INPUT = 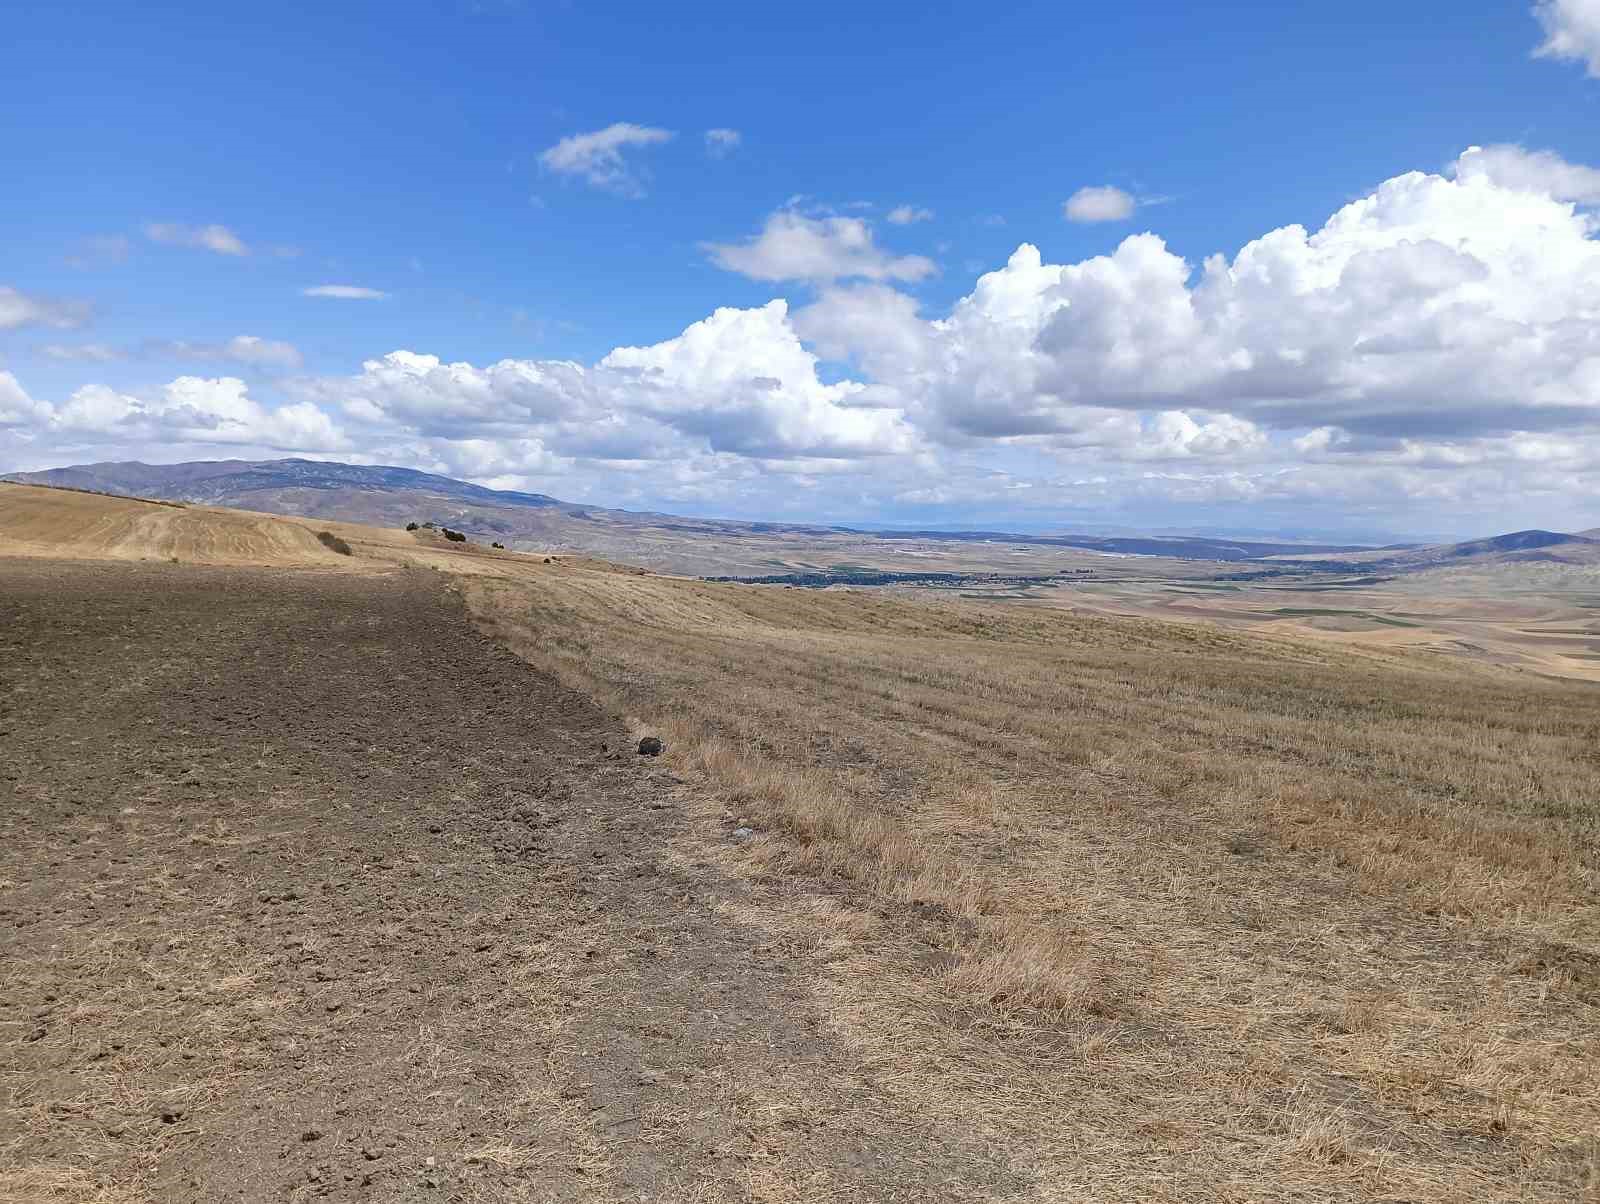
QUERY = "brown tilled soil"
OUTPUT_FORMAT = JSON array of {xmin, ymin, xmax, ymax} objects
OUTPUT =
[{"xmin": 0, "ymin": 559, "xmax": 1014, "ymax": 1203}]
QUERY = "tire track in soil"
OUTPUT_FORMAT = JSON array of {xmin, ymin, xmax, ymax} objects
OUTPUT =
[{"xmin": 1, "ymin": 560, "xmax": 1020, "ymax": 1203}]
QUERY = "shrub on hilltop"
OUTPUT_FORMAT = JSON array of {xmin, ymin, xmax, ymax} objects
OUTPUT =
[{"xmin": 316, "ymin": 530, "xmax": 353, "ymax": 556}]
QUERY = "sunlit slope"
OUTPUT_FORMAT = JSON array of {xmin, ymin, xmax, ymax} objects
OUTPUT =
[
  {"xmin": 463, "ymin": 561, "xmax": 1600, "ymax": 1200},
  {"xmin": 0, "ymin": 481, "xmax": 564, "ymax": 573},
  {"xmin": 0, "ymin": 482, "xmax": 359, "ymax": 566}
]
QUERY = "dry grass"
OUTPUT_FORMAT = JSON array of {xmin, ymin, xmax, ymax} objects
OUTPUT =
[
  {"xmin": 0, "ymin": 482, "xmax": 346, "ymax": 566},
  {"xmin": 466, "ymin": 568, "xmax": 1600, "ymax": 1201}
]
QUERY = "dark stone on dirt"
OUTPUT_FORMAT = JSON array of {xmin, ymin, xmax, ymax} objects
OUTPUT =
[{"xmin": 637, "ymin": 737, "xmax": 663, "ymax": 757}]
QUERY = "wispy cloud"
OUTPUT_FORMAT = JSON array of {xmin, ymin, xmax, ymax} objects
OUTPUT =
[
  {"xmin": 886, "ymin": 205, "xmax": 934, "ymax": 225},
  {"xmin": 41, "ymin": 342, "xmax": 122, "ymax": 362},
  {"xmin": 0, "ymin": 285, "xmax": 91, "ymax": 330},
  {"xmin": 538, "ymin": 122, "xmax": 675, "ymax": 196},
  {"xmin": 704, "ymin": 128, "xmax": 742, "ymax": 158},
  {"xmin": 302, "ymin": 285, "xmax": 388, "ymax": 300},
  {"xmin": 65, "ymin": 235, "xmax": 131, "ymax": 269},
  {"xmin": 40, "ymin": 334, "xmax": 302, "ymax": 372},
  {"xmin": 143, "ymin": 221, "xmax": 250, "ymax": 256}
]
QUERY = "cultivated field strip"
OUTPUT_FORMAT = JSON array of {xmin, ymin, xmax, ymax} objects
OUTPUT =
[{"xmin": 470, "ymin": 568, "xmax": 1600, "ymax": 1201}]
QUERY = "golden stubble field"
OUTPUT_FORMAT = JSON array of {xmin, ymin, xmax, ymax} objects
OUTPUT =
[
  {"xmin": 1023, "ymin": 573, "xmax": 1600, "ymax": 684},
  {"xmin": 5, "ymin": 483, "xmax": 1599, "ymax": 1200},
  {"xmin": 466, "ymin": 563, "xmax": 1600, "ymax": 1201}
]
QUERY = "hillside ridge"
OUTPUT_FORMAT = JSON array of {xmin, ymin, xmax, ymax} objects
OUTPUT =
[{"xmin": 4, "ymin": 458, "xmax": 1378, "ymax": 562}]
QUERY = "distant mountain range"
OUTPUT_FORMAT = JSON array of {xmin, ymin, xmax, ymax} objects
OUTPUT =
[
  {"xmin": 3, "ymin": 458, "xmax": 1382, "ymax": 563},
  {"xmin": 1265, "ymin": 527, "xmax": 1600, "ymax": 573},
  {"xmin": 6, "ymin": 458, "xmax": 1596, "ymax": 575}
]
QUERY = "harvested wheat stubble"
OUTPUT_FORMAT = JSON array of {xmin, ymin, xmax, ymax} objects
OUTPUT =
[{"xmin": 468, "ymin": 567, "xmax": 1600, "ymax": 1202}]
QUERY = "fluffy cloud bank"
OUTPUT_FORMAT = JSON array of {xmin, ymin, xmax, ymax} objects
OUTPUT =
[
  {"xmin": 305, "ymin": 300, "xmax": 912, "ymax": 463},
  {"xmin": 801, "ymin": 145, "xmax": 1600, "ymax": 452},
  {"xmin": 2, "ymin": 373, "xmax": 344, "ymax": 452},
  {"xmin": 8, "ymin": 144, "xmax": 1600, "ymax": 531}
]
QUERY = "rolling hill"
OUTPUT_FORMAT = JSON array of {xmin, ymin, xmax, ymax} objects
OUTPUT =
[
  {"xmin": 1383, "ymin": 528, "xmax": 1600, "ymax": 569},
  {"xmin": 1263, "ymin": 527, "xmax": 1600, "ymax": 576},
  {"xmin": 0, "ymin": 481, "xmax": 353, "ymax": 566},
  {"xmin": 7, "ymin": 458, "xmax": 1595, "ymax": 581}
]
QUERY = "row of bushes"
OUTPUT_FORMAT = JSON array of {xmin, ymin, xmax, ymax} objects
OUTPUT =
[
  {"xmin": 402, "ymin": 523, "xmax": 508, "ymax": 550},
  {"xmin": 404, "ymin": 520, "xmax": 466, "ymax": 541}
]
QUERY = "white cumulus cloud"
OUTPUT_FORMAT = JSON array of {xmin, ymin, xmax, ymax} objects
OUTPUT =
[
  {"xmin": 803, "ymin": 145, "xmax": 1600, "ymax": 457},
  {"xmin": 538, "ymin": 122, "xmax": 675, "ymax": 195},
  {"xmin": 16, "ymin": 375, "xmax": 346, "ymax": 453},
  {"xmin": 705, "ymin": 211, "xmax": 937, "ymax": 283},
  {"xmin": 0, "ymin": 371, "xmax": 52, "ymax": 427},
  {"xmin": 304, "ymin": 301, "xmax": 913, "ymax": 463},
  {"xmin": 1063, "ymin": 186, "xmax": 1137, "ymax": 223},
  {"xmin": 1453, "ymin": 142, "xmax": 1600, "ymax": 202},
  {"xmin": 600, "ymin": 301, "xmax": 913, "ymax": 457},
  {"xmin": 1533, "ymin": 0, "xmax": 1600, "ymax": 76}
]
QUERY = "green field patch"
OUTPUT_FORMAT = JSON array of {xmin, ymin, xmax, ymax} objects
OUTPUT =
[
  {"xmin": 1271, "ymin": 582, "xmax": 1369, "ymax": 592},
  {"xmin": 1270, "ymin": 607, "xmax": 1420, "ymax": 628}
]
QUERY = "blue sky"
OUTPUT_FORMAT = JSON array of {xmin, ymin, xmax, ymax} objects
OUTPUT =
[{"xmin": 4, "ymin": 0, "xmax": 1600, "ymax": 539}]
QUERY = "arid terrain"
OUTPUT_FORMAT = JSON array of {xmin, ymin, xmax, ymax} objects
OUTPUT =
[
  {"xmin": 982, "ymin": 571, "xmax": 1600, "ymax": 684},
  {"xmin": 3, "ymin": 482, "xmax": 1598, "ymax": 1202},
  {"xmin": 10, "ymin": 460, "xmax": 1599, "ymax": 685}
]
